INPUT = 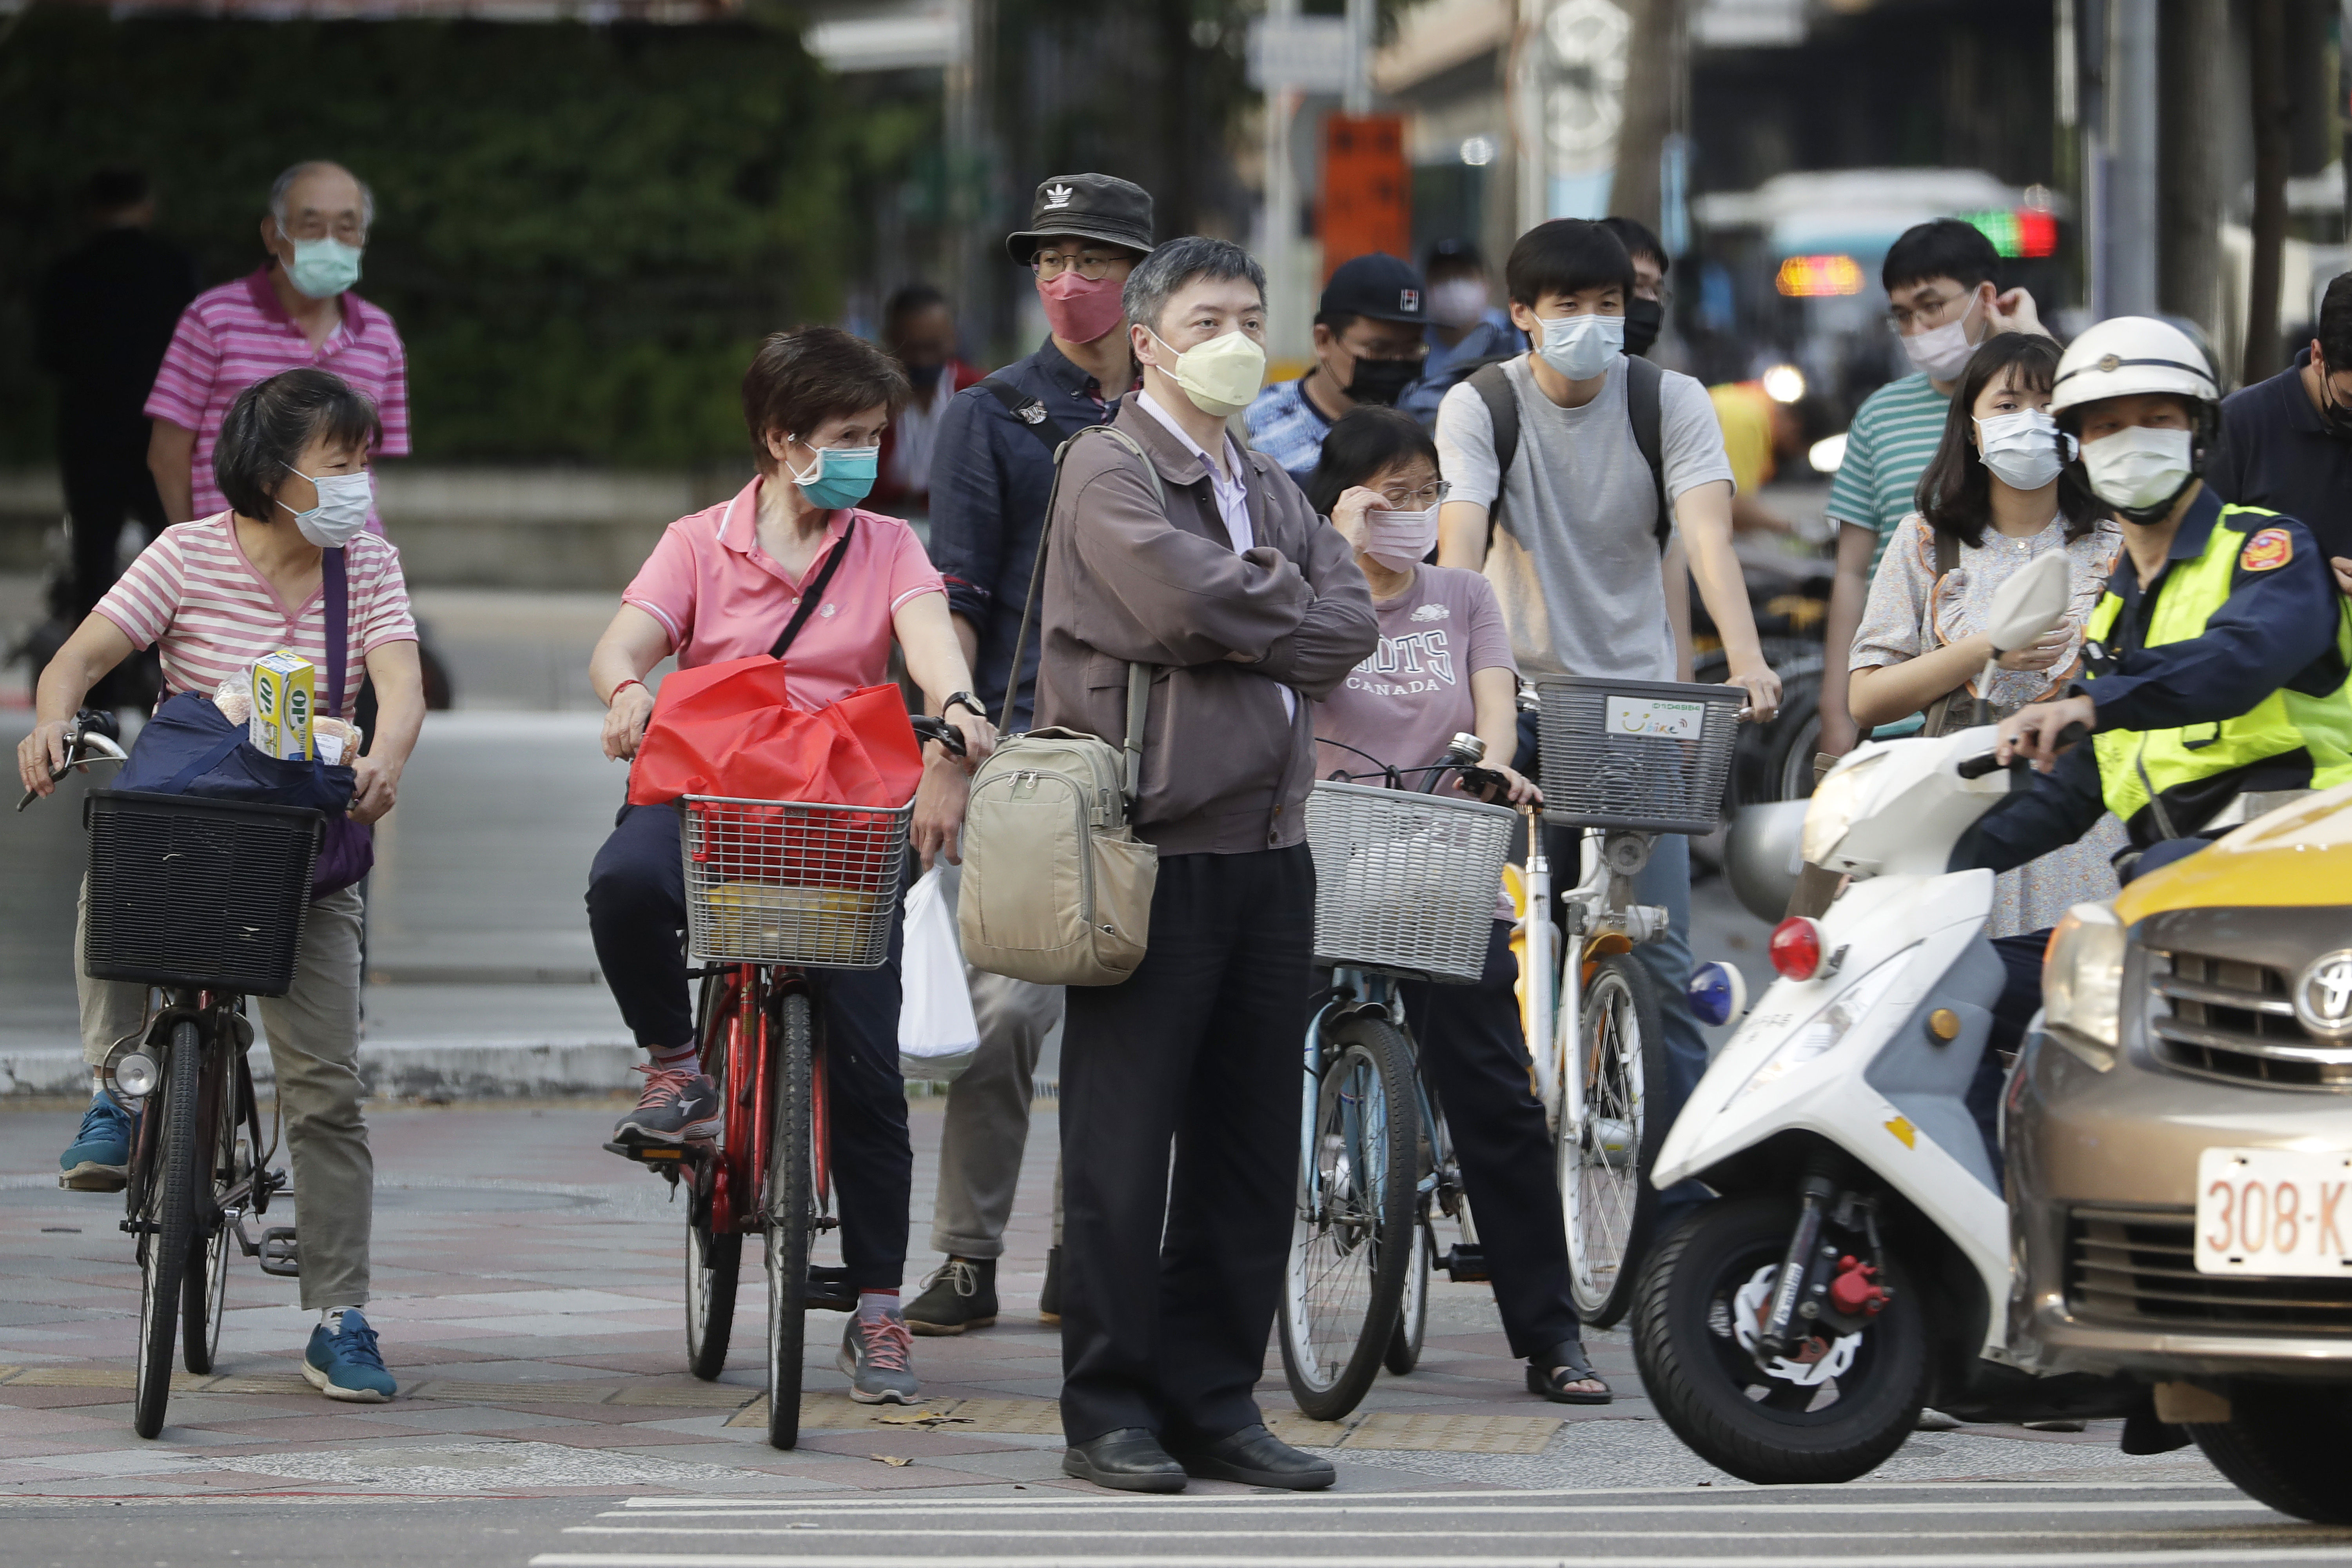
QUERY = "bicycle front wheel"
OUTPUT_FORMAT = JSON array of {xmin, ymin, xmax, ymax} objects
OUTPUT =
[
  {"xmin": 1279, "ymin": 1014, "xmax": 1417, "ymax": 1421},
  {"xmin": 763, "ymin": 989, "xmax": 816, "ymax": 1449},
  {"xmin": 1563, "ymin": 953, "xmax": 1667, "ymax": 1328},
  {"xmin": 1385, "ymin": 1210, "xmax": 1432, "ymax": 1376},
  {"xmin": 183, "ymin": 1053, "xmax": 250, "ymax": 1374},
  {"xmin": 135, "ymin": 1018, "xmax": 202, "ymax": 1438}
]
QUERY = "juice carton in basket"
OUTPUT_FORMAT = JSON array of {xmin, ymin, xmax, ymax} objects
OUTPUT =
[{"xmin": 249, "ymin": 650, "xmax": 316, "ymax": 761}]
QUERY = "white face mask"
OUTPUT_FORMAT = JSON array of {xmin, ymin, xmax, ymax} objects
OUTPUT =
[
  {"xmin": 1148, "ymin": 326, "xmax": 1267, "ymax": 419},
  {"xmin": 1361, "ymin": 504, "xmax": 1440, "ymax": 573},
  {"xmin": 280, "ymin": 466, "xmax": 372, "ymax": 547},
  {"xmin": 1974, "ymin": 408, "xmax": 2071, "ymax": 492},
  {"xmin": 1535, "ymin": 312, "xmax": 1624, "ymax": 381},
  {"xmin": 1902, "ymin": 293, "xmax": 1982, "ymax": 381},
  {"xmin": 1428, "ymin": 278, "xmax": 1488, "ymax": 329},
  {"xmin": 2080, "ymin": 424, "xmax": 2195, "ymax": 514}
]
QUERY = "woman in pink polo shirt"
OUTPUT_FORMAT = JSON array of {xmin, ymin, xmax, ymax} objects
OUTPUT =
[{"xmin": 584, "ymin": 327, "xmax": 994, "ymax": 1407}]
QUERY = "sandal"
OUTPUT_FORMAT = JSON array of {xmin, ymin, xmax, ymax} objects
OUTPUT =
[{"xmin": 1527, "ymin": 1339, "xmax": 1613, "ymax": 1406}]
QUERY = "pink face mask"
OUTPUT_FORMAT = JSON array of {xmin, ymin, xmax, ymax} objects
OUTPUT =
[
  {"xmin": 1362, "ymin": 504, "xmax": 1440, "ymax": 572},
  {"xmin": 1038, "ymin": 271, "xmax": 1126, "ymax": 345}
]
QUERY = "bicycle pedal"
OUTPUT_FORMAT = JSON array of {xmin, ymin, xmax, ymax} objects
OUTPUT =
[
  {"xmin": 1442, "ymin": 1245, "xmax": 1490, "ymax": 1283},
  {"xmin": 257, "ymin": 1226, "xmax": 301, "ymax": 1278},
  {"xmin": 603, "ymin": 1137, "xmax": 686, "ymax": 1166},
  {"xmin": 805, "ymin": 1265, "xmax": 857, "ymax": 1312}
]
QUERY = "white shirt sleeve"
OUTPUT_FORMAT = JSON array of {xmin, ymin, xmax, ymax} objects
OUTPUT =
[{"xmin": 1434, "ymin": 377, "xmax": 1503, "ymax": 513}]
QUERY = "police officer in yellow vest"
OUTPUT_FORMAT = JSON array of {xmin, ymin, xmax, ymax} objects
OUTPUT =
[{"xmin": 1971, "ymin": 316, "xmax": 2352, "ymax": 882}]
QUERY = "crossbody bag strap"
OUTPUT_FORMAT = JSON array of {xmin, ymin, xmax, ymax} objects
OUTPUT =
[
  {"xmin": 1087, "ymin": 425, "xmax": 1166, "ymax": 806},
  {"xmin": 1919, "ymin": 525, "xmax": 1964, "ymax": 736},
  {"xmin": 323, "ymin": 546, "xmax": 349, "ymax": 719},
  {"xmin": 769, "ymin": 515, "xmax": 858, "ymax": 660}
]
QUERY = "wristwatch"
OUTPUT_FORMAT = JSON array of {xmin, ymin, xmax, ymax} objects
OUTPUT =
[{"xmin": 942, "ymin": 691, "xmax": 986, "ymax": 721}]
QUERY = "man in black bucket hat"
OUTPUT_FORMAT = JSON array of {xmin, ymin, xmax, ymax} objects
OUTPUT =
[{"xmin": 906, "ymin": 173, "xmax": 1155, "ymax": 1342}]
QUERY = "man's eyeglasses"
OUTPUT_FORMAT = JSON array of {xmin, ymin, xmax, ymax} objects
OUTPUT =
[
  {"xmin": 283, "ymin": 217, "xmax": 368, "ymax": 246},
  {"xmin": 1886, "ymin": 294, "xmax": 1965, "ymax": 333},
  {"xmin": 1033, "ymin": 252, "xmax": 1122, "ymax": 281},
  {"xmin": 1377, "ymin": 479, "xmax": 1450, "ymax": 509}
]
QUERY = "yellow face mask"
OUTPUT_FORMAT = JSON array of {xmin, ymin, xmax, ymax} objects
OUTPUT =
[{"xmin": 1149, "ymin": 326, "xmax": 1267, "ymax": 419}]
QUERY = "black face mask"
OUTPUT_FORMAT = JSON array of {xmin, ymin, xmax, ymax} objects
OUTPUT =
[
  {"xmin": 905, "ymin": 361, "xmax": 946, "ymax": 392},
  {"xmin": 1343, "ymin": 355, "xmax": 1421, "ymax": 406},
  {"xmin": 1622, "ymin": 297, "xmax": 1665, "ymax": 358},
  {"xmin": 2319, "ymin": 364, "xmax": 2352, "ymax": 443}
]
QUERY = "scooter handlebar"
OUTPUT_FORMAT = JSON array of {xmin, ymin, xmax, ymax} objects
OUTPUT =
[{"xmin": 1955, "ymin": 721, "xmax": 2090, "ymax": 780}]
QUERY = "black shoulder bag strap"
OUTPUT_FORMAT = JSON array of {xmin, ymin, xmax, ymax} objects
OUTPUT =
[
  {"xmin": 1625, "ymin": 352, "xmax": 1670, "ymax": 555},
  {"xmin": 978, "ymin": 376, "xmax": 1063, "ymax": 459},
  {"xmin": 1470, "ymin": 361, "xmax": 1518, "ymax": 561},
  {"xmin": 769, "ymin": 515, "xmax": 858, "ymax": 660},
  {"xmin": 323, "ymin": 546, "xmax": 350, "ymax": 719}
]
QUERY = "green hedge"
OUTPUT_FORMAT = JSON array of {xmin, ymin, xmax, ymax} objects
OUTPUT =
[{"xmin": 0, "ymin": 9, "xmax": 858, "ymax": 467}]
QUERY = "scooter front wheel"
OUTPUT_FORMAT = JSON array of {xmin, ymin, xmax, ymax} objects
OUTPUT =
[{"xmin": 1631, "ymin": 1195, "xmax": 1926, "ymax": 1484}]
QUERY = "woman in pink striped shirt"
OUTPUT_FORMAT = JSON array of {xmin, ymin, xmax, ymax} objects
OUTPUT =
[{"xmin": 17, "ymin": 368, "xmax": 424, "ymax": 1406}]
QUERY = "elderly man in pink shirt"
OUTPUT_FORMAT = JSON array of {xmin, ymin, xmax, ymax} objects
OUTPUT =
[{"xmin": 145, "ymin": 160, "xmax": 409, "ymax": 528}]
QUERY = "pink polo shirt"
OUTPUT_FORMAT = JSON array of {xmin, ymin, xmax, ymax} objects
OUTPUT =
[
  {"xmin": 622, "ymin": 477, "xmax": 945, "ymax": 711},
  {"xmin": 144, "ymin": 268, "xmax": 411, "ymax": 525}
]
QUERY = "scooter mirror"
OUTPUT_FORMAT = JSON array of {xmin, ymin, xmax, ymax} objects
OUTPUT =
[
  {"xmin": 1983, "ymin": 550, "xmax": 2074, "ymax": 654},
  {"xmin": 1725, "ymin": 799, "xmax": 1809, "ymax": 923}
]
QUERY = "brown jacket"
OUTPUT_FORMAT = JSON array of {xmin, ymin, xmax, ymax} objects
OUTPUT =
[{"xmin": 1036, "ymin": 397, "xmax": 1376, "ymax": 855}]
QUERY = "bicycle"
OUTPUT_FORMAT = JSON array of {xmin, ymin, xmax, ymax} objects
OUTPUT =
[
  {"xmin": 25, "ymin": 711, "xmax": 312, "ymax": 1439},
  {"xmin": 1530, "ymin": 675, "xmax": 1746, "ymax": 1328},
  {"xmin": 613, "ymin": 716, "xmax": 960, "ymax": 1451},
  {"xmin": 1280, "ymin": 735, "xmax": 1516, "ymax": 1420}
]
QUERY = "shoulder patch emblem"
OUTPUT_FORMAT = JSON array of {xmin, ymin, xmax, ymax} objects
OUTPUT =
[
  {"xmin": 1410, "ymin": 603, "xmax": 1449, "ymax": 622},
  {"xmin": 2240, "ymin": 526, "xmax": 2294, "ymax": 572}
]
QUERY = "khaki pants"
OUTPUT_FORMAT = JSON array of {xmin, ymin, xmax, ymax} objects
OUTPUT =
[
  {"xmin": 78, "ymin": 880, "xmax": 374, "ymax": 1310},
  {"xmin": 929, "ymin": 864, "xmax": 1064, "ymax": 1260}
]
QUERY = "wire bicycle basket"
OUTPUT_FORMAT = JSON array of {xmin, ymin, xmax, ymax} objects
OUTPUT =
[
  {"xmin": 1305, "ymin": 780, "xmax": 1515, "ymax": 985},
  {"xmin": 681, "ymin": 795, "xmax": 912, "ymax": 969},
  {"xmin": 1536, "ymin": 676, "xmax": 1748, "ymax": 835},
  {"xmin": 82, "ymin": 790, "xmax": 323, "ymax": 997}
]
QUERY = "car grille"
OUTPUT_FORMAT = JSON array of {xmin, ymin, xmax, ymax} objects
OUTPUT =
[
  {"xmin": 2067, "ymin": 1206, "xmax": 2352, "ymax": 1333},
  {"xmin": 2145, "ymin": 948, "xmax": 2352, "ymax": 1091}
]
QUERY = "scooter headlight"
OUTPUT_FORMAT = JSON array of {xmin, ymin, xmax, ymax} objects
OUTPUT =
[
  {"xmin": 2042, "ymin": 902, "xmax": 2126, "ymax": 1065},
  {"xmin": 1737, "ymin": 950, "xmax": 1913, "ymax": 1100},
  {"xmin": 1800, "ymin": 751, "xmax": 1886, "ymax": 867}
]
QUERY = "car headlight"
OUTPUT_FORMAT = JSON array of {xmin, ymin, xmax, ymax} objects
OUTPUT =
[
  {"xmin": 1739, "ymin": 950, "xmax": 1913, "ymax": 1099},
  {"xmin": 2042, "ymin": 902, "xmax": 2126, "ymax": 1066},
  {"xmin": 1801, "ymin": 751, "xmax": 1886, "ymax": 866}
]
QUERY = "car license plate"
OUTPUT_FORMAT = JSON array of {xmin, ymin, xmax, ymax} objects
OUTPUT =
[
  {"xmin": 1606, "ymin": 695, "xmax": 1704, "ymax": 741},
  {"xmin": 2194, "ymin": 1147, "xmax": 2352, "ymax": 1276}
]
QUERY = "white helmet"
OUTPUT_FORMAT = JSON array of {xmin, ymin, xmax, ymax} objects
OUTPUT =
[{"xmin": 2049, "ymin": 316, "xmax": 2220, "ymax": 421}]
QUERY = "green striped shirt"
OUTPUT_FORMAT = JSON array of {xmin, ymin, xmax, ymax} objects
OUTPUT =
[{"xmin": 1826, "ymin": 372, "xmax": 1951, "ymax": 574}]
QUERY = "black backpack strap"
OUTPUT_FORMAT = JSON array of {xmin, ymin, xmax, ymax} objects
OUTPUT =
[
  {"xmin": 1625, "ymin": 352, "xmax": 1670, "ymax": 555},
  {"xmin": 1468, "ymin": 361, "xmax": 1519, "ymax": 559},
  {"xmin": 769, "ymin": 515, "xmax": 858, "ymax": 659},
  {"xmin": 979, "ymin": 375, "xmax": 1062, "ymax": 459}
]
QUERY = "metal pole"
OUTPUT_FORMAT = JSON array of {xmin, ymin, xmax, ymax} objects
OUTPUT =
[
  {"xmin": 1265, "ymin": 0, "xmax": 1306, "ymax": 362},
  {"xmin": 2105, "ymin": 0, "xmax": 2160, "ymax": 317},
  {"xmin": 1517, "ymin": 0, "xmax": 1549, "ymax": 234},
  {"xmin": 1345, "ymin": 0, "xmax": 1374, "ymax": 116}
]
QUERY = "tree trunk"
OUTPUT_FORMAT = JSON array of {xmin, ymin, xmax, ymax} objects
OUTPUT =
[
  {"xmin": 1610, "ymin": 0, "xmax": 1677, "ymax": 228},
  {"xmin": 2157, "ymin": 0, "xmax": 2227, "ymax": 343},
  {"xmin": 2245, "ymin": 0, "xmax": 2292, "ymax": 385}
]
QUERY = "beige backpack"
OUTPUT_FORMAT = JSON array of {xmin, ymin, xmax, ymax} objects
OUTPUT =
[{"xmin": 956, "ymin": 427, "xmax": 1160, "ymax": 986}]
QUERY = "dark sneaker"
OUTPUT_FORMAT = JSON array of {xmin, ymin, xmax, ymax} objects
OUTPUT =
[
  {"xmin": 59, "ymin": 1090, "xmax": 135, "ymax": 1192},
  {"xmin": 611, "ymin": 1063, "xmax": 720, "ymax": 1149},
  {"xmin": 838, "ymin": 1310, "xmax": 920, "ymax": 1404},
  {"xmin": 906, "ymin": 1257, "xmax": 998, "ymax": 1336},
  {"xmin": 303, "ymin": 1309, "xmax": 396, "ymax": 1403},
  {"xmin": 1038, "ymin": 1243, "xmax": 1063, "ymax": 1326}
]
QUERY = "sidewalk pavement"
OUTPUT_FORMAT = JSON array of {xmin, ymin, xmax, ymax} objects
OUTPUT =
[{"xmin": 0, "ymin": 1099, "xmax": 2216, "ymax": 1501}]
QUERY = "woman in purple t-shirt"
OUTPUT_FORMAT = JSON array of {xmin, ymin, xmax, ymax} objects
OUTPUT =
[{"xmin": 1305, "ymin": 407, "xmax": 1609, "ymax": 1404}]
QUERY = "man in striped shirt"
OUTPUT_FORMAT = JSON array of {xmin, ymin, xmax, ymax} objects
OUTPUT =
[
  {"xmin": 144, "ymin": 162, "xmax": 408, "ymax": 528},
  {"xmin": 1817, "ymin": 220, "xmax": 2049, "ymax": 755}
]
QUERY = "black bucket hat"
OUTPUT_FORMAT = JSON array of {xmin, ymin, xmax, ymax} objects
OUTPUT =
[{"xmin": 1004, "ymin": 174, "xmax": 1156, "ymax": 264}]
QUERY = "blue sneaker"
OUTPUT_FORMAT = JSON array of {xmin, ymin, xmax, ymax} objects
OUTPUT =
[
  {"xmin": 303, "ymin": 1308, "xmax": 397, "ymax": 1403},
  {"xmin": 59, "ymin": 1091, "xmax": 134, "ymax": 1192}
]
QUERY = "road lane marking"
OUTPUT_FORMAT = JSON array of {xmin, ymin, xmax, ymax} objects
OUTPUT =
[
  {"xmin": 612, "ymin": 1483, "xmax": 2249, "ymax": 1509},
  {"xmin": 523, "ymin": 1551, "xmax": 2352, "ymax": 1568},
  {"xmin": 563, "ymin": 1527, "xmax": 2339, "ymax": 1543},
  {"xmin": 596, "ymin": 1501, "xmax": 2272, "ymax": 1519}
]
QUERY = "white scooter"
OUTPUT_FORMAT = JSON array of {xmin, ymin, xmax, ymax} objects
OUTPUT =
[{"xmin": 1630, "ymin": 552, "xmax": 2138, "ymax": 1484}]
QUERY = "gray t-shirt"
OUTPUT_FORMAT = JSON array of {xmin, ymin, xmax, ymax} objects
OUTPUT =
[{"xmin": 1435, "ymin": 354, "xmax": 1733, "ymax": 681}]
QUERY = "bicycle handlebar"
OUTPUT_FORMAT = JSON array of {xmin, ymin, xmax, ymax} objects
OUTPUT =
[
  {"xmin": 18, "ymin": 712, "xmax": 128, "ymax": 812},
  {"xmin": 908, "ymin": 715, "xmax": 967, "ymax": 760}
]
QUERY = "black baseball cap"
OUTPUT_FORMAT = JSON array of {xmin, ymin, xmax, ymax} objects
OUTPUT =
[
  {"xmin": 1319, "ymin": 252, "xmax": 1427, "ymax": 325},
  {"xmin": 1004, "ymin": 174, "xmax": 1156, "ymax": 264}
]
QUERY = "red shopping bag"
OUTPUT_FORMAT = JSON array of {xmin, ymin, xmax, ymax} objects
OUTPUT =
[{"xmin": 626, "ymin": 657, "xmax": 925, "ymax": 809}]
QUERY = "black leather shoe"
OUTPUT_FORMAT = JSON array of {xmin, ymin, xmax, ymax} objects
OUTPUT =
[
  {"xmin": 1062, "ymin": 1427, "xmax": 1188, "ymax": 1493},
  {"xmin": 1166, "ymin": 1424, "xmax": 1336, "ymax": 1490}
]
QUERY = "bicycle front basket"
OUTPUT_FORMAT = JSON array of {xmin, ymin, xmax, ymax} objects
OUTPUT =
[
  {"xmin": 1305, "ymin": 780, "xmax": 1515, "ymax": 985},
  {"xmin": 82, "ymin": 789, "xmax": 322, "ymax": 996},
  {"xmin": 681, "ymin": 795, "xmax": 913, "ymax": 969},
  {"xmin": 1536, "ymin": 675, "xmax": 1748, "ymax": 835}
]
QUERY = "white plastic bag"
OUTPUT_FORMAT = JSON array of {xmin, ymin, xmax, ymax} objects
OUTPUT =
[{"xmin": 897, "ymin": 866, "xmax": 980, "ymax": 1081}]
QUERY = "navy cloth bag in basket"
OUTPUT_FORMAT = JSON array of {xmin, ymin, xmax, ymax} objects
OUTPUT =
[{"xmin": 114, "ymin": 548, "xmax": 372, "ymax": 898}]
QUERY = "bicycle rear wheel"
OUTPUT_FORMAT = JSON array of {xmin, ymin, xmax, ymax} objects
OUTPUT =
[
  {"xmin": 1279, "ymin": 1014, "xmax": 1417, "ymax": 1421},
  {"xmin": 135, "ymin": 1018, "xmax": 202, "ymax": 1438},
  {"xmin": 764, "ymin": 989, "xmax": 816, "ymax": 1449},
  {"xmin": 1563, "ymin": 953, "xmax": 1667, "ymax": 1328},
  {"xmin": 182, "ymin": 1052, "xmax": 250, "ymax": 1374},
  {"xmin": 685, "ymin": 971, "xmax": 742, "ymax": 1379}
]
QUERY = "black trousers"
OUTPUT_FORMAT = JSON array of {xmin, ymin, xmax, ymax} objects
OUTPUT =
[
  {"xmin": 1059, "ymin": 845, "xmax": 1314, "ymax": 1445},
  {"xmin": 61, "ymin": 434, "xmax": 167, "ymax": 620},
  {"xmin": 1397, "ymin": 920, "xmax": 1581, "ymax": 1359},
  {"xmin": 584, "ymin": 800, "xmax": 913, "ymax": 1290}
]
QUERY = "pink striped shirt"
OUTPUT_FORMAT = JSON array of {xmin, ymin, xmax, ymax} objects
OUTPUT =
[
  {"xmin": 143, "ymin": 269, "xmax": 411, "ymax": 524},
  {"xmin": 94, "ymin": 514, "xmax": 419, "ymax": 713}
]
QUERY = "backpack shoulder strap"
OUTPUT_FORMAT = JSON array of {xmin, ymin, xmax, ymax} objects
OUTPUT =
[
  {"xmin": 1468, "ymin": 361, "xmax": 1518, "ymax": 559},
  {"xmin": 978, "ymin": 375, "xmax": 1062, "ymax": 458},
  {"xmin": 1625, "ymin": 353, "xmax": 1669, "ymax": 554},
  {"xmin": 1931, "ymin": 524, "xmax": 1959, "ymax": 579}
]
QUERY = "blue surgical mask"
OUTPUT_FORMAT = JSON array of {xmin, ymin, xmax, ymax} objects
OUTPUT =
[
  {"xmin": 1535, "ymin": 312, "xmax": 1625, "ymax": 381},
  {"xmin": 279, "ymin": 226, "xmax": 363, "ymax": 300},
  {"xmin": 787, "ymin": 441, "xmax": 879, "ymax": 509}
]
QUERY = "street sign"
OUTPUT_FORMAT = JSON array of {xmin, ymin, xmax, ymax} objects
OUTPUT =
[
  {"xmin": 1320, "ymin": 114, "xmax": 1410, "ymax": 279},
  {"xmin": 1249, "ymin": 13, "xmax": 1351, "ymax": 93}
]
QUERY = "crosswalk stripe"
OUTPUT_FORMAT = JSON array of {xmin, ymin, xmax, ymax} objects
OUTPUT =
[{"xmin": 524, "ymin": 1550, "xmax": 2352, "ymax": 1568}]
